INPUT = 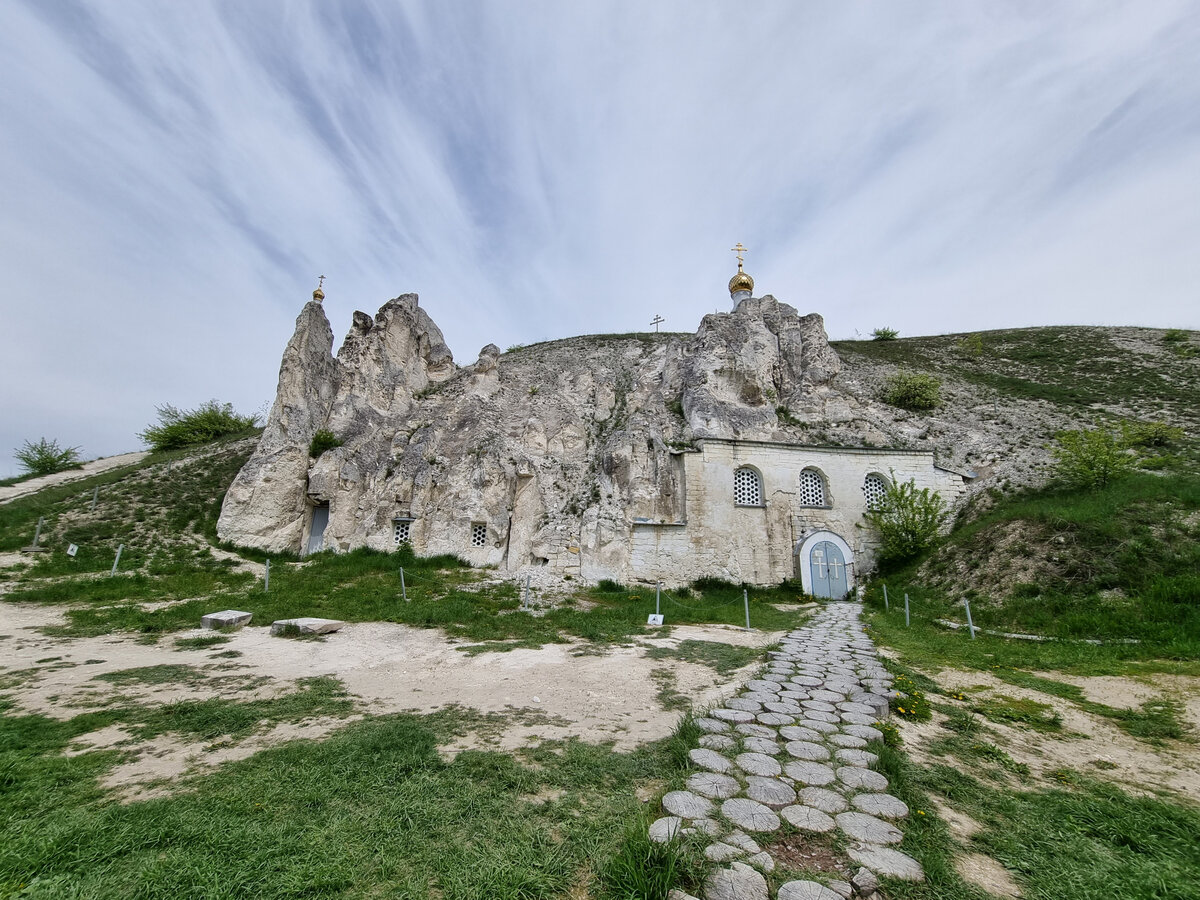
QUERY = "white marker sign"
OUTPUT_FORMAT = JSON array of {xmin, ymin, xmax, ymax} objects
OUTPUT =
[
  {"xmin": 647, "ymin": 614, "xmax": 664, "ymax": 626},
  {"xmin": 66, "ymin": 544, "xmax": 78, "ymax": 557}
]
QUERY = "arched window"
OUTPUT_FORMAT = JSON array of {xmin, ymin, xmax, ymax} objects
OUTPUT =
[
  {"xmin": 862, "ymin": 473, "xmax": 889, "ymax": 509},
  {"xmin": 799, "ymin": 468, "xmax": 827, "ymax": 507},
  {"xmin": 734, "ymin": 467, "xmax": 763, "ymax": 506}
]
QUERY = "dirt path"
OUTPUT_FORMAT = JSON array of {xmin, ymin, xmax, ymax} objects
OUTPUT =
[{"xmin": 0, "ymin": 451, "xmax": 148, "ymax": 504}]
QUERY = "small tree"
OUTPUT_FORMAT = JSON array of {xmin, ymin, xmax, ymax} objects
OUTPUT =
[
  {"xmin": 1051, "ymin": 428, "xmax": 1133, "ymax": 489},
  {"xmin": 14, "ymin": 438, "xmax": 82, "ymax": 477},
  {"xmin": 309, "ymin": 429, "xmax": 343, "ymax": 458},
  {"xmin": 872, "ymin": 327, "xmax": 899, "ymax": 341},
  {"xmin": 881, "ymin": 371, "xmax": 941, "ymax": 411},
  {"xmin": 864, "ymin": 475, "xmax": 949, "ymax": 564},
  {"xmin": 139, "ymin": 401, "xmax": 259, "ymax": 452}
]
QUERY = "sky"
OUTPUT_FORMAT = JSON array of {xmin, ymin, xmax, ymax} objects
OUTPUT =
[{"xmin": 2, "ymin": 1, "xmax": 1199, "ymax": 475}]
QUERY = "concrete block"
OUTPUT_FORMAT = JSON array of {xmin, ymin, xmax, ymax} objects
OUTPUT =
[
  {"xmin": 201, "ymin": 610, "xmax": 253, "ymax": 630},
  {"xmin": 270, "ymin": 617, "xmax": 346, "ymax": 635}
]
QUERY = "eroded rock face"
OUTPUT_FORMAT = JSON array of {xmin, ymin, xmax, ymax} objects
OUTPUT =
[{"xmin": 218, "ymin": 290, "xmax": 967, "ymax": 582}]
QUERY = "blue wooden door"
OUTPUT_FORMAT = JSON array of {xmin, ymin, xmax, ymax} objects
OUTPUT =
[{"xmin": 810, "ymin": 541, "xmax": 848, "ymax": 599}]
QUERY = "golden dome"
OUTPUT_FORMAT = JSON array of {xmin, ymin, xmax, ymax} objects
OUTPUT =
[
  {"xmin": 313, "ymin": 275, "xmax": 326, "ymax": 302},
  {"xmin": 728, "ymin": 264, "xmax": 754, "ymax": 297}
]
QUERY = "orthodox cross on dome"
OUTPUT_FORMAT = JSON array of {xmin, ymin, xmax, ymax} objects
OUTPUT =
[
  {"xmin": 313, "ymin": 274, "xmax": 327, "ymax": 302},
  {"xmin": 318, "ymin": 275, "xmax": 326, "ymax": 289},
  {"xmin": 731, "ymin": 242, "xmax": 749, "ymax": 269}
]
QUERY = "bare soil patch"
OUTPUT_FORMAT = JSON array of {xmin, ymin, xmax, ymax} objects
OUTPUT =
[
  {"xmin": 1, "ymin": 599, "xmax": 782, "ymax": 797},
  {"xmin": 764, "ymin": 832, "xmax": 852, "ymax": 878}
]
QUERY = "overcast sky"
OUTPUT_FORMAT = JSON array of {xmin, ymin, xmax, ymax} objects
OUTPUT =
[{"xmin": 2, "ymin": 2, "xmax": 1199, "ymax": 475}]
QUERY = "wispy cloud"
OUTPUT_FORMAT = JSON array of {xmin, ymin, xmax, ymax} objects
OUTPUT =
[{"xmin": 1, "ymin": 1, "xmax": 1198, "ymax": 473}]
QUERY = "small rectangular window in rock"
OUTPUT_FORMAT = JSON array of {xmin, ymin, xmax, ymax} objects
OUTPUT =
[
  {"xmin": 471, "ymin": 522, "xmax": 487, "ymax": 547},
  {"xmin": 393, "ymin": 520, "xmax": 411, "ymax": 546}
]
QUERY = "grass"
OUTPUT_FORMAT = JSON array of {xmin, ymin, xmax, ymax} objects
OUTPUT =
[
  {"xmin": 0, "ymin": 698, "xmax": 707, "ymax": 899},
  {"xmin": 93, "ymin": 664, "xmax": 205, "ymax": 686},
  {"xmin": 643, "ymin": 639, "xmax": 765, "ymax": 676},
  {"xmin": 887, "ymin": 747, "xmax": 1200, "ymax": 899}
]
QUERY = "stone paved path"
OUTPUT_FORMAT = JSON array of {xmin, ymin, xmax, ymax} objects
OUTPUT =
[{"xmin": 652, "ymin": 602, "xmax": 925, "ymax": 900}]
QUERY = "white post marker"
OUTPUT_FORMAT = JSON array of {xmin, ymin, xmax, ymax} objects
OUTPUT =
[
  {"xmin": 904, "ymin": 593, "xmax": 911, "ymax": 627},
  {"xmin": 744, "ymin": 589, "xmax": 751, "ymax": 631},
  {"xmin": 882, "ymin": 583, "xmax": 889, "ymax": 611},
  {"xmin": 90, "ymin": 485, "xmax": 99, "ymax": 511},
  {"xmin": 32, "ymin": 516, "xmax": 44, "ymax": 548},
  {"xmin": 523, "ymin": 575, "xmax": 531, "ymax": 609},
  {"xmin": 264, "ymin": 559, "xmax": 270, "ymax": 592},
  {"xmin": 964, "ymin": 597, "xmax": 976, "ymax": 639},
  {"xmin": 400, "ymin": 567, "xmax": 407, "ymax": 602},
  {"xmin": 656, "ymin": 582, "xmax": 661, "ymax": 617},
  {"xmin": 110, "ymin": 544, "xmax": 124, "ymax": 577}
]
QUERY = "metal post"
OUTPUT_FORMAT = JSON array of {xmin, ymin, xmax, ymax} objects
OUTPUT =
[
  {"xmin": 110, "ymin": 544, "xmax": 124, "ymax": 576},
  {"xmin": 882, "ymin": 583, "xmax": 889, "ymax": 611},
  {"xmin": 90, "ymin": 485, "xmax": 99, "ymax": 511},
  {"xmin": 264, "ymin": 559, "xmax": 270, "ymax": 592},
  {"xmin": 656, "ymin": 582, "xmax": 661, "ymax": 617},
  {"xmin": 31, "ymin": 517, "xmax": 44, "ymax": 548},
  {"xmin": 166, "ymin": 459, "xmax": 173, "ymax": 474},
  {"xmin": 400, "ymin": 567, "xmax": 407, "ymax": 602},
  {"xmin": 523, "ymin": 575, "xmax": 531, "ymax": 609},
  {"xmin": 904, "ymin": 592, "xmax": 910, "ymax": 627},
  {"xmin": 964, "ymin": 597, "xmax": 976, "ymax": 639},
  {"xmin": 743, "ymin": 589, "xmax": 751, "ymax": 631}
]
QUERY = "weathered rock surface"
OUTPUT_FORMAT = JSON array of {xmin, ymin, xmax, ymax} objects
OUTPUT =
[
  {"xmin": 200, "ymin": 610, "xmax": 252, "ymax": 630},
  {"xmin": 269, "ymin": 617, "xmax": 345, "ymax": 635}
]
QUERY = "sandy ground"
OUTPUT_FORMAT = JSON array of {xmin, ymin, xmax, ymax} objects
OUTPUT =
[
  {"xmin": 898, "ymin": 668, "xmax": 1200, "ymax": 804},
  {"xmin": 0, "ymin": 451, "xmax": 149, "ymax": 504},
  {"xmin": 0, "ymin": 598, "xmax": 783, "ymax": 798}
]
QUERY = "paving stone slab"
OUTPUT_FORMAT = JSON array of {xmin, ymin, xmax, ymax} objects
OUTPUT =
[
  {"xmin": 779, "ymin": 804, "xmax": 836, "ymax": 833},
  {"xmin": 785, "ymin": 741, "xmax": 831, "ymax": 761},
  {"xmin": 663, "ymin": 790, "xmax": 714, "ymax": 819},
  {"xmin": 851, "ymin": 793, "xmax": 909, "ymax": 819},
  {"xmin": 801, "ymin": 700, "xmax": 838, "ymax": 713},
  {"xmin": 705, "ymin": 841, "xmax": 745, "ymax": 862},
  {"xmin": 804, "ymin": 709, "xmax": 841, "ymax": 724},
  {"xmin": 689, "ymin": 748, "xmax": 733, "ymax": 774},
  {"xmin": 834, "ymin": 749, "xmax": 879, "ymax": 767},
  {"xmin": 827, "ymin": 733, "xmax": 867, "ymax": 749},
  {"xmin": 777, "ymin": 881, "xmax": 845, "ymax": 900},
  {"xmin": 742, "ymin": 737, "xmax": 781, "ymax": 756},
  {"xmin": 845, "ymin": 844, "xmax": 925, "ymax": 881},
  {"xmin": 703, "ymin": 861, "xmax": 769, "ymax": 900},
  {"xmin": 745, "ymin": 776, "xmax": 796, "ymax": 809},
  {"xmin": 841, "ymin": 712, "xmax": 879, "ymax": 726},
  {"xmin": 778, "ymin": 725, "xmax": 822, "ymax": 742},
  {"xmin": 756, "ymin": 712, "xmax": 795, "ymax": 726},
  {"xmin": 649, "ymin": 816, "xmax": 683, "ymax": 843},
  {"xmin": 745, "ymin": 850, "xmax": 775, "ymax": 873},
  {"xmin": 836, "ymin": 765, "xmax": 889, "ymax": 791},
  {"xmin": 712, "ymin": 708, "xmax": 756, "ymax": 723},
  {"xmin": 837, "ymin": 701, "xmax": 876, "ymax": 715},
  {"xmin": 746, "ymin": 679, "xmax": 783, "ymax": 693},
  {"xmin": 701, "ymin": 734, "xmax": 737, "ymax": 751},
  {"xmin": 842, "ymin": 724, "xmax": 884, "ymax": 742},
  {"xmin": 696, "ymin": 717, "xmax": 731, "ymax": 734},
  {"xmin": 743, "ymin": 692, "xmax": 781, "ymax": 705},
  {"xmin": 799, "ymin": 718, "xmax": 839, "ymax": 734},
  {"xmin": 797, "ymin": 786, "xmax": 848, "ymax": 814},
  {"xmin": 764, "ymin": 701, "xmax": 803, "ymax": 714},
  {"xmin": 809, "ymin": 689, "xmax": 846, "ymax": 703},
  {"xmin": 735, "ymin": 722, "xmax": 777, "ymax": 738},
  {"xmin": 270, "ymin": 617, "xmax": 345, "ymax": 635},
  {"xmin": 201, "ymin": 610, "xmax": 252, "ymax": 630},
  {"xmin": 687, "ymin": 772, "xmax": 742, "ymax": 800},
  {"xmin": 723, "ymin": 831, "xmax": 763, "ymax": 853},
  {"xmin": 836, "ymin": 811, "xmax": 903, "ymax": 844},
  {"xmin": 778, "ymin": 690, "xmax": 810, "ymax": 701},
  {"xmin": 735, "ymin": 752, "xmax": 782, "ymax": 777},
  {"xmin": 721, "ymin": 798, "xmax": 781, "ymax": 832},
  {"xmin": 726, "ymin": 698, "xmax": 762, "ymax": 712}
]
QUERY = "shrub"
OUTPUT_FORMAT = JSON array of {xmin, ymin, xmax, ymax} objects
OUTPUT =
[
  {"xmin": 1051, "ymin": 427, "xmax": 1134, "ymax": 489},
  {"xmin": 880, "ymin": 371, "xmax": 941, "ymax": 410},
  {"xmin": 956, "ymin": 333, "xmax": 984, "ymax": 357},
  {"xmin": 14, "ymin": 438, "xmax": 82, "ymax": 477},
  {"xmin": 1120, "ymin": 420, "xmax": 1184, "ymax": 448},
  {"xmin": 871, "ymin": 327, "xmax": 899, "ymax": 341},
  {"xmin": 309, "ymin": 429, "xmax": 343, "ymax": 458},
  {"xmin": 864, "ymin": 475, "xmax": 948, "ymax": 564},
  {"xmin": 1162, "ymin": 328, "xmax": 1188, "ymax": 343},
  {"xmin": 139, "ymin": 401, "xmax": 259, "ymax": 452}
]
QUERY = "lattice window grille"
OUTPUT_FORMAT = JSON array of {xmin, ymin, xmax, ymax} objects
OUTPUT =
[
  {"xmin": 470, "ymin": 522, "xmax": 487, "ymax": 547},
  {"xmin": 863, "ymin": 474, "xmax": 888, "ymax": 509},
  {"xmin": 799, "ymin": 470, "xmax": 826, "ymax": 507},
  {"xmin": 393, "ymin": 520, "xmax": 411, "ymax": 545},
  {"xmin": 734, "ymin": 468, "xmax": 763, "ymax": 506}
]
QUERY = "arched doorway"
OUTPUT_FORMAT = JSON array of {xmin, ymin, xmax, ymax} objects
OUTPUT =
[{"xmin": 795, "ymin": 531, "xmax": 854, "ymax": 600}]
